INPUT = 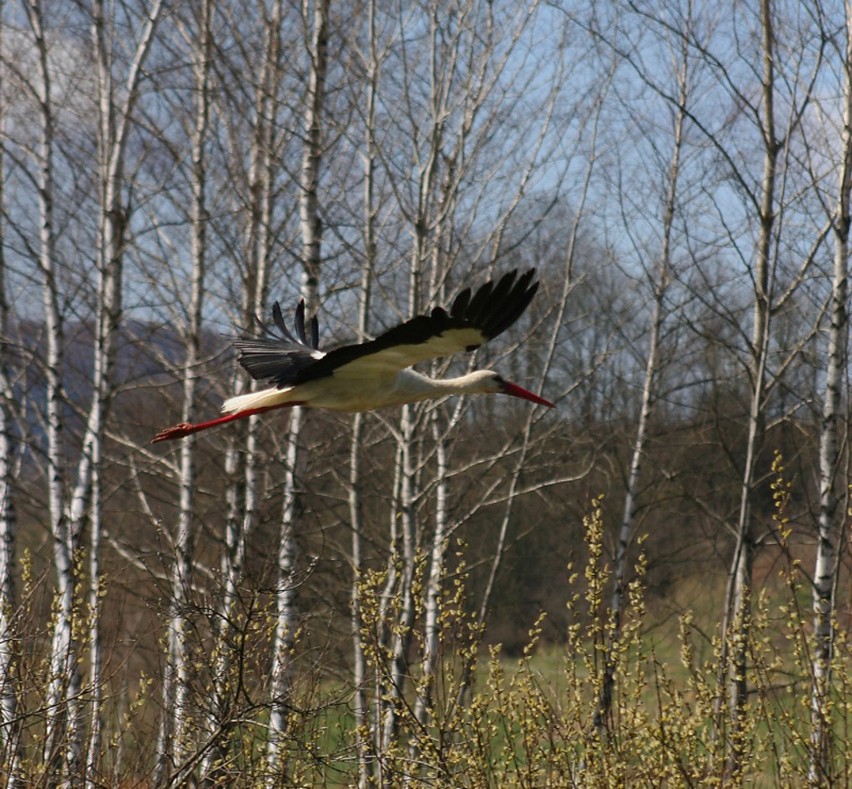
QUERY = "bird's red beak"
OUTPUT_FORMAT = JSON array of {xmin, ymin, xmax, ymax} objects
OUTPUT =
[{"xmin": 501, "ymin": 381, "xmax": 555, "ymax": 408}]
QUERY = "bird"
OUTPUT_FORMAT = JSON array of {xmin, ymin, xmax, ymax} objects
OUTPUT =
[{"xmin": 151, "ymin": 268, "xmax": 554, "ymax": 443}]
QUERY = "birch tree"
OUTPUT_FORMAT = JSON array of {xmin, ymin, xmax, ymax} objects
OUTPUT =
[
  {"xmin": 0, "ymin": 6, "xmax": 21, "ymax": 778},
  {"xmin": 266, "ymin": 0, "xmax": 329, "ymax": 777},
  {"xmin": 202, "ymin": 0, "xmax": 302, "ymax": 779},
  {"xmin": 373, "ymin": 3, "xmax": 456, "ymax": 755},
  {"xmin": 215, "ymin": 0, "xmax": 289, "ymax": 671},
  {"xmin": 809, "ymin": 6, "xmax": 852, "ymax": 779},
  {"xmin": 720, "ymin": 2, "xmax": 795, "ymax": 764},
  {"xmin": 80, "ymin": 1, "xmax": 163, "ymax": 779},
  {"xmin": 154, "ymin": 1, "xmax": 212, "ymax": 783},
  {"xmin": 8, "ymin": 0, "xmax": 166, "ymax": 776},
  {"xmin": 724, "ymin": 0, "xmax": 773, "ymax": 743},
  {"xmin": 348, "ymin": 1, "xmax": 384, "ymax": 782},
  {"xmin": 21, "ymin": 0, "xmax": 78, "ymax": 775},
  {"xmin": 596, "ymin": 5, "xmax": 691, "ymax": 731}
]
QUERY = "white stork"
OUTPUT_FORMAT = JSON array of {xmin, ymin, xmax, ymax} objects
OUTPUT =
[{"xmin": 152, "ymin": 268, "xmax": 554, "ymax": 443}]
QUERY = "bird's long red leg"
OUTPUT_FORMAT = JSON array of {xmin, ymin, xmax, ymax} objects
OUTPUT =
[{"xmin": 151, "ymin": 402, "xmax": 304, "ymax": 444}]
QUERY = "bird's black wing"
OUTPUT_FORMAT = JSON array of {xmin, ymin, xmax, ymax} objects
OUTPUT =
[
  {"xmin": 231, "ymin": 299, "xmax": 325, "ymax": 387},
  {"xmin": 303, "ymin": 268, "xmax": 539, "ymax": 383},
  {"xmin": 233, "ymin": 269, "xmax": 539, "ymax": 388}
]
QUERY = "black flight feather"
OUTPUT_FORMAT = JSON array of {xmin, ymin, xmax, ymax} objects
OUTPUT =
[{"xmin": 230, "ymin": 299, "xmax": 322, "ymax": 385}]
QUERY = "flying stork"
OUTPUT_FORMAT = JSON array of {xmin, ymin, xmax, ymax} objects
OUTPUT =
[{"xmin": 151, "ymin": 268, "xmax": 554, "ymax": 443}]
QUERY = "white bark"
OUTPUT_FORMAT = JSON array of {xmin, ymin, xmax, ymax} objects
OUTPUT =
[
  {"xmin": 374, "ymin": 1, "xmax": 455, "ymax": 752},
  {"xmin": 412, "ymin": 406, "xmax": 448, "ymax": 734},
  {"xmin": 78, "ymin": 3, "xmax": 163, "ymax": 780},
  {"xmin": 156, "ymin": 467, "xmax": 194, "ymax": 786},
  {"xmin": 217, "ymin": 0, "xmax": 278, "ymax": 662},
  {"xmin": 0, "ymin": 15, "xmax": 21, "ymax": 776},
  {"xmin": 350, "ymin": 13, "xmax": 378, "ymax": 773},
  {"xmin": 596, "ymin": 22, "xmax": 689, "ymax": 731},
  {"xmin": 84, "ymin": 464, "xmax": 103, "ymax": 784},
  {"xmin": 0, "ymin": 267, "xmax": 19, "ymax": 788},
  {"xmin": 266, "ymin": 0, "xmax": 327, "ymax": 778},
  {"xmin": 723, "ymin": 0, "xmax": 777, "ymax": 763},
  {"xmin": 411, "ymin": 248, "xmax": 460, "ymax": 745},
  {"xmin": 380, "ymin": 404, "xmax": 417, "ymax": 762},
  {"xmin": 266, "ymin": 406, "xmax": 301, "ymax": 776},
  {"xmin": 214, "ymin": 2, "xmax": 282, "ymax": 753},
  {"xmin": 68, "ymin": 0, "xmax": 164, "ymax": 536},
  {"xmin": 374, "ymin": 195, "xmax": 433, "ymax": 772},
  {"xmin": 207, "ymin": 1, "xmax": 287, "ymax": 776},
  {"xmin": 809, "ymin": 5, "xmax": 852, "ymax": 779},
  {"xmin": 23, "ymin": 0, "xmax": 74, "ymax": 776},
  {"xmin": 349, "ymin": 411, "xmax": 370, "ymax": 787},
  {"xmin": 156, "ymin": 2, "xmax": 211, "ymax": 783}
]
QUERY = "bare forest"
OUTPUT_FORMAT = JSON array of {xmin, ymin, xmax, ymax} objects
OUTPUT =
[{"xmin": 2, "ymin": 0, "xmax": 852, "ymax": 785}]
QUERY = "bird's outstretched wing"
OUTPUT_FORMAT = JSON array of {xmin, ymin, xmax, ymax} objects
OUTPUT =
[
  {"xmin": 231, "ymin": 299, "xmax": 324, "ymax": 386},
  {"xmin": 319, "ymin": 268, "xmax": 538, "ymax": 380},
  {"xmin": 234, "ymin": 268, "xmax": 538, "ymax": 388}
]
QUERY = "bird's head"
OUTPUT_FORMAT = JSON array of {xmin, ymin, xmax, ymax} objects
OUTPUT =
[{"xmin": 474, "ymin": 370, "xmax": 555, "ymax": 408}]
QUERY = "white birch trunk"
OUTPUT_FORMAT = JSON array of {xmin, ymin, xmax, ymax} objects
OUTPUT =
[
  {"xmin": 723, "ymin": 0, "xmax": 777, "ymax": 770},
  {"xmin": 266, "ymin": 407, "xmax": 301, "ymax": 778},
  {"xmin": 596, "ymin": 32, "xmax": 689, "ymax": 732},
  {"xmin": 412, "ymin": 407, "xmax": 449, "ymax": 736},
  {"xmin": 215, "ymin": 0, "xmax": 276, "ymax": 661},
  {"xmin": 809, "ymin": 6, "xmax": 852, "ymax": 779},
  {"xmin": 376, "ymin": 243, "xmax": 430, "ymax": 778},
  {"xmin": 380, "ymin": 404, "xmax": 417, "ymax": 763},
  {"xmin": 78, "ymin": 4, "xmax": 162, "ymax": 780},
  {"xmin": 0, "ymin": 302, "xmax": 19, "ymax": 786},
  {"xmin": 210, "ymin": 89, "xmax": 274, "ymax": 789},
  {"xmin": 372, "ymin": 441, "xmax": 403, "ymax": 773},
  {"xmin": 349, "ymin": 411, "xmax": 370, "ymax": 787},
  {"xmin": 411, "ymin": 258, "xmax": 458, "ymax": 747},
  {"xmin": 212, "ymin": 1, "xmax": 280, "ymax": 753},
  {"xmin": 84, "ymin": 463, "xmax": 103, "ymax": 784},
  {"xmin": 155, "ymin": 3, "xmax": 209, "ymax": 783},
  {"xmin": 375, "ymin": 4, "xmax": 453, "ymax": 757},
  {"xmin": 0, "ymin": 26, "xmax": 21, "ymax": 776},
  {"xmin": 69, "ymin": 0, "xmax": 164, "ymax": 532},
  {"xmin": 264, "ymin": 280, "xmax": 321, "ymax": 777},
  {"xmin": 157, "ymin": 447, "xmax": 195, "ymax": 785},
  {"xmin": 350, "ymin": 34, "xmax": 377, "ymax": 772},
  {"xmin": 24, "ymin": 0, "xmax": 75, "ymax": 775},
  {"xmin": 266, "ymin": 1, "xmax": 328, "ymax": 778}
]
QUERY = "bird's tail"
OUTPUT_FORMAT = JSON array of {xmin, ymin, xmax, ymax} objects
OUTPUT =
[{"xmin": 221, "ymin": 386, "xmax": 293, "ymax": 414}]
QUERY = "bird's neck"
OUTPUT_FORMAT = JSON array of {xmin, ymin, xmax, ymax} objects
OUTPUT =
[
  {"xmin": 396, "ymin": 370, "xmax": 484, "ymax": 400},
  {"xmin": 438, "ymin": 373, "xmax": 486, "ymax": 394}
]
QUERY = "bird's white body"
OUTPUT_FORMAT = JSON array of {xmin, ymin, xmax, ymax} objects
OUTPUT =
[{"xmin": 222, "ymin": 368, "xmax": 503, "ymax": 414}]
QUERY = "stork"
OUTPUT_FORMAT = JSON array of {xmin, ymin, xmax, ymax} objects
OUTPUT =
[{"xmin": 152, "ymin": 268, "xmax": 554, "ymax": 443}]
